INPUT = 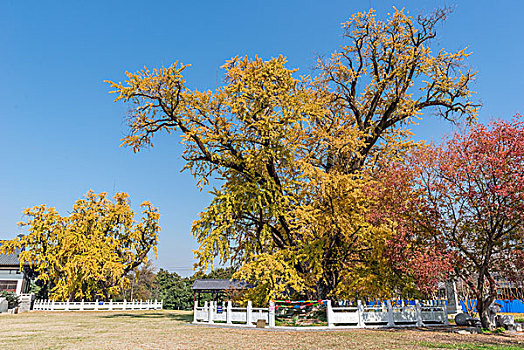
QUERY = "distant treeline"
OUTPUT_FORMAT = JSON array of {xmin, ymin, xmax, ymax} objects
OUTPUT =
[{"xmin": 125, "ymin": 264, "xmax": 236, "ymax": 310}]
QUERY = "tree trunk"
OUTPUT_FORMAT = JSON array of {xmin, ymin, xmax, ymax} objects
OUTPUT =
[{"xmin": 477, "ymin": 295, "xmax": 496, "ymax": 330}]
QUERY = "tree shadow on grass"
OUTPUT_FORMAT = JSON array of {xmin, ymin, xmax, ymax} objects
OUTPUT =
[
  {"xmin": 100, "ymin": 312, "xmax": 193, "ymax": 323},
  {"xmin": 373, "ymin": 327, "xmax": 524, "ymax": 349}
]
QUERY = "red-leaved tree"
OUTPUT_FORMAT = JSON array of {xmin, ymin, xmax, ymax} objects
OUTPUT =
[
  {"xmin": 369, "ymin": 166, "xmax": 455, "ymax": 297},
  {"xmin": 400, "ymin": 115, "xmax": 524, "ymax": 329}
]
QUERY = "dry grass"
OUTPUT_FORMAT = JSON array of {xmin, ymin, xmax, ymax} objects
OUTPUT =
[{"xmin": 0, "ymin": 310, "xmax": 523, "ymax": 350}]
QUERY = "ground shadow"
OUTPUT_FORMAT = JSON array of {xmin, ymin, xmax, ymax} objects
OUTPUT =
[
  {"xmin": 100, "ymin": 312, "xmax": 193, "ymax": 323},
  {"xmin": 372, "ymin": 326, "xmax": 523, "ymax": 348}
]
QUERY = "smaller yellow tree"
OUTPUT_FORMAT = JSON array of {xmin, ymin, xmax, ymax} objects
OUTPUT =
[{"xmin": 0, "ymin": 191, "xmax": 160, "ymax": 301}]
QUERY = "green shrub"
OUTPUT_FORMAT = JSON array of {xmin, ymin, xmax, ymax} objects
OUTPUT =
[{"xmin": 0, "ymin": 291, "xmax": 20, "ymax": 309}]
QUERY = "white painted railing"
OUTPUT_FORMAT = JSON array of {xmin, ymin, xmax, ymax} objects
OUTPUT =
[
  {"xmin": 193, "ymin": 301, "xmax": 271, "ymax": 326},
  {"xmin": 193, "ymin": 299, "xmax": 447, "ymax": 329},
  {"xmin": 327, "ymin": 299, "xmax": 448, "ymax": 328},
  {"xmin": 33, "ymin": 299, "xmax": 162, "ymax": 311}
]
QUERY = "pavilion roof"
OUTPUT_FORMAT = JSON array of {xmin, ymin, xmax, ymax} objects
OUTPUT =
[{"xmin": 191, "ymin": 279, "xmax": 249, "ymax": 291}]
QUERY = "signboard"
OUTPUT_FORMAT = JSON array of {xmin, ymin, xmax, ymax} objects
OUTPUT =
[{"xmin": 217, "ymin": 305, "xmax": 223, "ymax": 314}]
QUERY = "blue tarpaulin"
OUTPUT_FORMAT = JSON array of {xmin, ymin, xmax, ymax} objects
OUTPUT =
[{"xmin": 459, "ymin": 300, "xmax": 524, "ymax": 313}]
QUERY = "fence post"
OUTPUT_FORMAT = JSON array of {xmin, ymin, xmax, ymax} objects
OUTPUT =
[
  {"xmin": 327, "ymin": 300, "xmax": 334, "ymax": 328},
  {"xmin": 415, "ymin": 300, "xmax": 423, "ymax": 327},
  {"xmin": 357, "ymin": 300, "xmax": 365, "ymax": 328},
  {"xmin": 441, "ymin": 300, "xmax": 449, "ymax": 325},
  {"xmin": 246, "ymin": 301, "xmax": 252, "ymax": 326},
  {"xmin": 208, "ymin": 300, "xmax": 214, "ymax": 324},
  {"xmin": 193, "ymin": 300, "xmax": 198, "ymax": 323},
  {"xmin": 386, "ymin": 300, "xmax": 394, "ymax": 327},
  {"xmin": 123, "ymin": 299, "xmax": 127, "ymax": 310},
  {"xmin": 269, "ymin": 301, "xmax": 275, "ymax": 328},
  {"xmin": 226, "ymin": 300, "xmax": 232, "ymax": 324},
  {"xmin": 80, "ymin": 299, "xmax": 84, "ymax": 311},
  {"xmin": 51, "ymin": 299, "xmax": 55, "ymax": 311}
]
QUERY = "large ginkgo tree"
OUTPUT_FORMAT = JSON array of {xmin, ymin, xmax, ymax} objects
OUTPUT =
[{"xmin": 108, "ymin": 8, "xmax": 478, "ymax": 302}]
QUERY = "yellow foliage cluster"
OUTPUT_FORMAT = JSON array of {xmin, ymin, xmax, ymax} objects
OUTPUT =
[
  {"xmin": 108, "ymin": 8, "xmax": 477, "ymax": 301},
  {"xmin": 0, "ymin": 191, "xmax": 160, "ymax": 301}
]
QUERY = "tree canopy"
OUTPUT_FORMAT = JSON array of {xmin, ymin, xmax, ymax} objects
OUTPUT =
[
  {"xmin": 0, "ymin": 191, "xmax": 160, "ymax": 301},
  {"xmin": 394, "ymin": 115, "xmax": 524, "ymax": 328},
  {"xmin": 108, "ymin": 8, "xmax": 478, "ymax": 301}
]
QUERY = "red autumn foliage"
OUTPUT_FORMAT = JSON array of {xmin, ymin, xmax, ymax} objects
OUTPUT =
[
  {"xmin": 394, "ymin": 115, "xmax": 524, "ymax": 328},
  {"xmin": 370, "ymin": 161, "xmax": 454, "ymax": 297}
]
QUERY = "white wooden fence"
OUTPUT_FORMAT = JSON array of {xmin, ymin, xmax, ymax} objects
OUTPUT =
[
  {"xmin": 193, "ymin": 299, "xmax": 447, "ymax": 329},
  {"xmin": 194, "ymin": 301, "xmax": 273, "ymax": 327},
  {"xmin": 33, "ymin": 299, "xmax": 162, "ymax": 311},
  {"xmin": 327, "ymin": 300, "xmax": 448, "ymax": 328}
]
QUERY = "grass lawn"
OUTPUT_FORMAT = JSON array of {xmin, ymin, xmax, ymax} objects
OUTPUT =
[{"xmin": 0, "ymin": 310, "xmax": 522, "ymax": 350}]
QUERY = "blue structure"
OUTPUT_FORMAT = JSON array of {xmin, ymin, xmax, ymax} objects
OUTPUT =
[{"xmin": 459, "ymin": 300, "xmax": 524, "ymax": 313}]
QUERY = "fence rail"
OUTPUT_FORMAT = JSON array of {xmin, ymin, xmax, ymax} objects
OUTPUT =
[
  {"xmin": 326, "ymin": 300, "xmax": 448, "ymax": 328},
  {"xmin": 194, "ymin": 301, "xmax": 271, "ymax": 326},
  {"xmin": 193, "ymin": 299, "xmax": 448, "ymax": 329},
  {"xmin": 33, "ymin": 299, "xmax": 162, "ymax": 311}
]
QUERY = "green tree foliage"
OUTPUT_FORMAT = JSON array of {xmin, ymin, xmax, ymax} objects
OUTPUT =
[
  {"xmin": 154, "ymin": 269, "xmax": 193, "ymax": 310},
  {"xmin": 197, "ymin": 267, "xmax": 236, "ymax": 280},
  {"xmin": 108, "ymin": 8, "xmax": 477, "ymax": 301},
  {"xmin": 153, "ymin": 267, "xmax": 236, "ymax": 310},
  {"xmin": 0, "ymin": 291, "xmax": 20, "ymax": 309}
]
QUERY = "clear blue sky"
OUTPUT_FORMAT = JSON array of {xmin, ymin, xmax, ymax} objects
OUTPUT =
[{"xmin": 1, "ymin": 0, "xmax": 522, "ymax": 276}]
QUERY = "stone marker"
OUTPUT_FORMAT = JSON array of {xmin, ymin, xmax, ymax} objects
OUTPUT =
[
  {"xmin": 488, "ymin": 301, "xmax": 502, "ymax": 328},
  {"xmin": 18, "ymin": 294, "xmax": 35, "ymax": 313},
  {"xmin": 496, "ymin": 315, "xmax": 518, "ymax": 331},
  {"xmin": 256, "ymin": 319, "xmax": 266, "ymax": 328},
  {"xmin": 455, "ymin": 313, "xmax": 473, "ymax": 326},
  {"xmin": 0, "ymin": 298, "xmax": 8, "ymax": 313}
]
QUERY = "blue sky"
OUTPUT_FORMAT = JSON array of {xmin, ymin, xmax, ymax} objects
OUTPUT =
[{"xmin": 1, "ymin": 0, "xmax": 522, "ymax": 276}]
